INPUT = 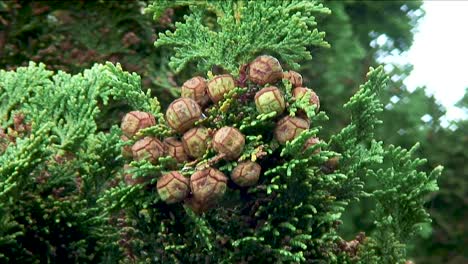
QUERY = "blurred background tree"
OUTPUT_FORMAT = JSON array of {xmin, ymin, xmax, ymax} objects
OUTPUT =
[{"xmin": 0, "ymin": 0, "xmax": 465, "ymax": 262}]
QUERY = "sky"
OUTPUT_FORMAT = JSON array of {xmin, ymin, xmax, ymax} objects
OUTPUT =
[{"xmin": 381, "ymin": 1, "xmax": 468, "ymax": 121}]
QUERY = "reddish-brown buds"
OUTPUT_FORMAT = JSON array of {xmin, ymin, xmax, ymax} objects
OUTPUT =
[
  {"xmin": 165, "ymin": 98, "xmax": 202, "ymax": 133},
  {"xmin": 131, "ymin": 136, "xmax": 165, "ymax": 163},
  {"xmin": 212, "ymin": 127, "xmax": 245, "ymax": 160},
  {"xmin": 121, "ymin": 111, "xmax": 156, "ymax": 138},
  {"xmin": 207, "ymin": 74, "xmax": 236, "ymax": 103},
  {"xmin": 163, "ymin": 137, "xmax": 189, "ymax": 163},
  {"xmin": 181, "ymin": 76, "xmax": 210, "ymax": 107},
  {"xmin": 292, "ymin": 87, "xmax": 320, "ymax": 112},
  {"xmin": 274, "ymin": 116, "xmax": 309, "ymax": 145},
  {"xmin": 231, "ymin": 161, "xmax": 261, "ymax": 187},
  {"xmin": 157, "ymin": 171, "xmax": 190, "ymax": 204},
  {"xmin": 282, "ymin": 70, "xmax": 303, "ymax": 88},
  {"xmin": 182, "ymin": 127, "xmax": 209, "ymax": 159},
  {"xmin": 248, "ymin": 55, "xmax": 283, "ymax": 85},
  {"xmin": 189, "ymin": 168, "xmax": 228, "ymax": 212},
  {"xmin": 254, "ymin": 86, "xmax": 286, "ymax": 116}
]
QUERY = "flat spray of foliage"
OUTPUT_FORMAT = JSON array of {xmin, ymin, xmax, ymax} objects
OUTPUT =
[
  {"xmin": 147, "ymin": 0, "xmax": 330, "ymax": 74},
  {"xmin": 0, "ymin": 0, "xmax": 440, "ymax": 263}
]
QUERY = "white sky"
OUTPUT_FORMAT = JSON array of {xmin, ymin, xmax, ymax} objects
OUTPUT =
[{"xmin": 381, "ymin": 1, "xmax": 468, "ymax": 121}]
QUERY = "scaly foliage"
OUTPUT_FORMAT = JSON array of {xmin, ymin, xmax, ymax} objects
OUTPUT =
[
  {"xmin": 0, "ymin": 0, "xmax": 443, "ymax": 263},
  {"xmin": 147, "ymin": 0, "xmax": 330, "ymax": 74},
  {"xmin": 359, "ymin": 144, "xmax": 441, "ymax": 264},
  {"xmin": 0, "ymin": 0, "xmax": 179, "ymax": 106},
  {"xmin": 0, "ymin": 62, "xmax": 157, "ymax": 262}
]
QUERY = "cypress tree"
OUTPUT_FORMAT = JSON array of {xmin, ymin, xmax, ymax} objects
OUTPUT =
[{"xmin": 0, "ymin": 1, "xmax": 457, "ymax": 263}]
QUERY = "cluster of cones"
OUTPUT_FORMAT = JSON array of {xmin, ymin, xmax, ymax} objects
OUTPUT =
[{"xmin": 120, "ymin": 55, "xmax": 322, "ymax": 213}]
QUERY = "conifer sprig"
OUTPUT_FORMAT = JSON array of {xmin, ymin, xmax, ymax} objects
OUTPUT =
[
  {"xmin": 358, "ymin": 144, "xmax": 441, "ymax": 264},
  {"xmin": 330, "ymin": 67, "xmax": 388, "ymax": 204},
  {"xmin": 370, "ymin": 144, "xmax": 441, "ymax": 239},
  {"xmin": 329, "ymin": 66, "xmax": 441, "ymax": 262},
  {"xmin": 147, "ymin": 0, "xmax": 330, "ymax": 74},
  {"xmin": 0, "ymin": 62, "xmax": 160, "ymax": 262},
  {"xmin": 0, "ymin": 1, "xmax": 441, "ymax": 263}
]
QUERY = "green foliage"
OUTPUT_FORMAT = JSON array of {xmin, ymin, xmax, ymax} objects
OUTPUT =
[
  {"xmin": 407, "ymin": 92, "xmax": 467, "ymax": 263},
  {"xmin": 302, "ymin": 3, "xmax": 462, "ymax": 263},
  {"xmin": 332, "ymin": 67, "xmax": 386, "ymax": 148},
  {"xmin": 0, "ymin": 0, "xmax": 449, "ymax": 263},
  {"xmin": 0, "ymin": 0, "xmax": 179, "ymax": 106},
  {"xmin": 95, "ymin": 67, "xmax": 338, "ymax": 262},
  {"xmin": 0, "ymin": 62, "xmax": 157, "ymax": 262},
  {"xmin": 329, "ymin": 67, "xmax": 387, "ymax": 208},
  {"xmin": 360, "ymin": 145, "xmax": 441, "ymax": 264},
  {"xmin": 324, "ymin": 67, "xmax": 441, "ymax": 263},
  {"xmin": 147, "ymin": 0, "xmax": 330, "ymax": 74},
  {"xmin": 95, "ymin": 65, "xmax": 438, "ymax": 263},
  {"xmin": 308, "ymin": 0, "xmax": 424, "ymax": 135}
]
